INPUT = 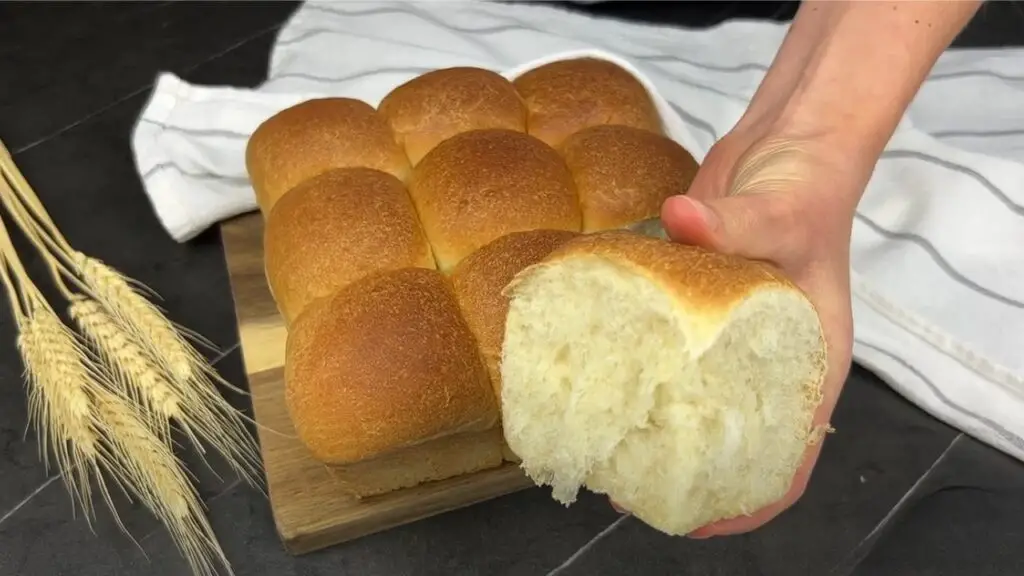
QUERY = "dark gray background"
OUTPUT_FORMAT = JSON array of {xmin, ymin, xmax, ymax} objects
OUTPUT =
[{"xmin": 0, "ymin": 2, "xmax": 1022, "ymax": 575}]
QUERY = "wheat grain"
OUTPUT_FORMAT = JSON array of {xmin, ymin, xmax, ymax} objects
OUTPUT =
[
  {"xmin": 69, "ymin": 295, "xmax": 182, "ymax": 437},
  {"xmin": 94, "ymin": 387, "xmax": 232, "ymax": 576}
]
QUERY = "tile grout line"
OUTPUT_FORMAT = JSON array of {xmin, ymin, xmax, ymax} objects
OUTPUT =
[
  {"xmin": 12, "ymin": 19, "xmax": 288, "ymax": 156},
  {"xmin": 827, "ymin": 432, "xmax": 965, "ymax": 576},
  {"xmin": 0, "ymin": 475, "xmax": 61, "ymax": 526},
  {"xmin": 0, "ymin": 341, "xmax": 242, "ymax": 526},
  {"xmin": 546, "ymin": 514, "xmax": 632, "ymax": 576}
]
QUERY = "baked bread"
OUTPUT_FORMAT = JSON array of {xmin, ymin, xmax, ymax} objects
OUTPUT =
[
  {"xmin": 500, "ymin": 231, "xmax": 827, "ymax": 536},
  {"xmin": 559, "ymin": 124, "xmax": 699, "ymax": 232},
  {"xmin": 408, "ymin": 129, "xmax": 581, "ymax": 272},
  {"xmin": 243, "ymin": 60, "xmax": 714, "ymax": 502},
  {"xmin": 264, "ymin": 167, "xmax": 435, "ymax": 324},
  {"xmin": 513, "ymin": 58, "xmax": 663, "ymax": 148},
  {"xmin": 246, "ymin": 98, "xmax": 410, "ymax": 214},
  {"xmin": 378, "ymin": 67, "xmax": 527, "ymax": 166},
  {"xmin": 285, "ymin": 267, "xmax": 499, "ymax": 465}
]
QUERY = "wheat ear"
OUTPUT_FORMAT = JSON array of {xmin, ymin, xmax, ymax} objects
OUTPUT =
[
  {"xmin": 18, "ymin": 302, "xmax": 102, "ymax": 513},
  {"xmin": 0, "ymin": 247, "xmax": 119, "ymax": 531},
  {"xmin": 94, "ymin": 386, "xmax": 233, "ymax": 576},
  {"xmin": 69, "ymin": 294, "xmax": 262, "ymax": 485},
  {"xmin": 69, "ymin": 295, "xmax": 182, "ymax": 440}
]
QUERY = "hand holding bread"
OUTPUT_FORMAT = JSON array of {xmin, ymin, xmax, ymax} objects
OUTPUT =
[
  {"xmin": 245, "ymin": 57, "xmax": 830, "ymax": 538},
  {"xmin": 658, "ymin": 116, "xmax": 859, "ymax": 538}
]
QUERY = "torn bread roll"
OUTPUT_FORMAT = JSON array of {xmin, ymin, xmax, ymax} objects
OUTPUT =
[
  {"xmin": 500, "ymin": 231, "xmax": 827, "ymax": 536},
  {"xmin": 451, "ymin": 229, "xmax": 578, "ymax": 461},
  {"xmin": 264, "ymin": 167, "xmax": 436, "ymax": 324},
  {"xmin": 246, "ymin": 98, "xmax": 410, "ymax": 214},
  {"xmin": 408, "ymin": 129, "xmax": 581, "ymax": 272},
  {"xmin": 559, "ymin": 124, "xmax": 699, "ymax": 232},
  {"xmin": 451, "ymin": 229, "xmax": 579, "ymax": 400},
  {"xmin": 285, "ymin": 267, "xmax": 499, "ymax": 469},
  {"xmin": 378, "ymin": 67, "xmax": 527, "ymax": 166},
  {"xmin": 513, "ymin": 58, "xmax": 663, "ymax": 148}
]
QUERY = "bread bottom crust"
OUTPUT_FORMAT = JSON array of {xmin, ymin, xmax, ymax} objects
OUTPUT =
[{"xmin": 333, "ymin": 427, "xmax": 506, "ymax": 498}]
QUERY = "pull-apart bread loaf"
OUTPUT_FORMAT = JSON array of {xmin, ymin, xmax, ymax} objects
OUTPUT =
[
  {"xmin": 285, "ymin": 268, "xmax": 501, "ymax": 495},
  {"xmin": 378, "ymin": 67, "xmax": 528, "ymax": 166},
  {"xmin": 409, "ymin": 129, "xmax": 582, "ymax": 272},
  {"xmin": 246, "ymin": 98, "xmax": 410, "ymax": 214},
  {"xmin": 264, "ymin": 167, "xmax": 435, "ymax": 324},
  {"xmin": 500, "ymin": 232, "xmax": 828, "ymax": 537},
  {"xmin": 246, "ymin": 58, "xmax": 725, "ymax": 502},
  {"xmin": 559, "ymin": 124, "xmax": 699, "ymax": 232},
  {"xmin": 513, "ymin": 58, "xmax": 663, "ymax": 148}
]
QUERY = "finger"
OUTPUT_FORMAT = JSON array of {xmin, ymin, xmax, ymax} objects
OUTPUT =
[
  {"xmin": 659, "ymin": 195, "xmax": 719, "ymax": 249},
  {"xmin": 661, "ymin": 193, "xmax": 806, "ymax": 266}
]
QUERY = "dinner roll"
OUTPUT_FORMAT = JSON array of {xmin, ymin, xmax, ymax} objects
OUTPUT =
[
  {"xmin": 559, "ymin": 125, "xmax": 699, "ymax": 232},
  {"xmin": 378, "ymin": 67, "xmax": 527, "ymax": 165},
  {"xmin": 409, "ymin": 129, "xmax": 581, "ymax": 272},
  {"xmin": 513, "ymin": 58, "xmax": 663, "ymax": 148},
  {"xmin": 286, "ymin": 267, "xmax": 498, "ymax": 465},
  {"xmin": 264, "ymin": 168, "xmax": 435, "ymax": 324},
  {"xmin": 500, "ymin": 231, "xmax": 827, "ymax": 537},
  {"xmin": 246, "ymin": 98, "xmax": 410, "ymax": 213},
  {"xmin": 451, "ymin": 229, "xmax": 579, "ymax": 400}
]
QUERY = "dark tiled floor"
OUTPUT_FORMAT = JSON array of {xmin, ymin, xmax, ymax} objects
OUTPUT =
[{"xmin": 0, "ymin": 2, "xmax": 1022, "ymax": 575}]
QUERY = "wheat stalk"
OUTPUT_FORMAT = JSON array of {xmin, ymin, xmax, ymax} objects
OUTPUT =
[{"xmin": 0, "ymin": 137, "xmax": 257, "ymax": 574}]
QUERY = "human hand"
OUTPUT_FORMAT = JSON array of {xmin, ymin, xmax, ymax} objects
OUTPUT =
[{"xmin": 622, "ymin": 123, "xmax": 868, "ymax": 536}]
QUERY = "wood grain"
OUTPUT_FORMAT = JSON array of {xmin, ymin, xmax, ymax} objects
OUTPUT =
[{"xmin": 220, "ymin": 212, "xmax": 532, "ymax": 555}]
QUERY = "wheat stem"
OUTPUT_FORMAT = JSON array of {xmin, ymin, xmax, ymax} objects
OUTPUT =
[
  {"xmin": 0, "ymin": 140, "xmax": 72, "ymax": 253},
  {"xmin": 0, "ymin": 174, "xmax": 85, "ymax": 299}
]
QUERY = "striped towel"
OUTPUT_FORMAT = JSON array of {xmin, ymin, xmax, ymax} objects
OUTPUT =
[{"xmin": 130, "ymin": 1, "xmax": 1024, "ymax": 462}]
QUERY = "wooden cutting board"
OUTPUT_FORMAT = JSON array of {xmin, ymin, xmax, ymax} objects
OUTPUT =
[{"xmin": 220, "ymin": 212, "xmax": 533, "ymax": 555}]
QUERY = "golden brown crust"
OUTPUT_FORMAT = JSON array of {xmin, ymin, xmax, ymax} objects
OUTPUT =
[
  {"xmin": 512, "ymin": 58, "xmax": 663, "ymax": 148},
  {"xmin": 559, "ymin": 125, "xmax": 699, "ymax": 232},
  {"xmin": 245, "ymin": 98, "xmax": 410, "ymax": 214},
  {"xmin": 378, "ymin": 67, "xmax": 528, "ymax": 166},
  {"xmin": 451, "ymin": 230, "xmax": 579, "ymax": 399},
  {"xmin": 285, "ymin": 268, "xmax": 498, "ymax": 465},
  {"xmin": 264, "ymin": 168, "xmax": 436, "ymax": 324},
  {"xmin": 409, "ymin": 129, "xmax": 582, "ymax": 272},
  {"xmin": 516, "ymin": 231, "xmax": 801, "ymax": 326}
]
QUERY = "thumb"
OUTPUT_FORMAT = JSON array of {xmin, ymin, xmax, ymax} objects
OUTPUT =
[{"xmin": 660, "ymin": 193, "xmax": 804, "ymax": 264}]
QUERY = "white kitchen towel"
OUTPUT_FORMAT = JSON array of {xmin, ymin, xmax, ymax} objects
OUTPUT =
[{"xmin": 131, "ymin": 1, "xmax": 1024, "ymax": 462}]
